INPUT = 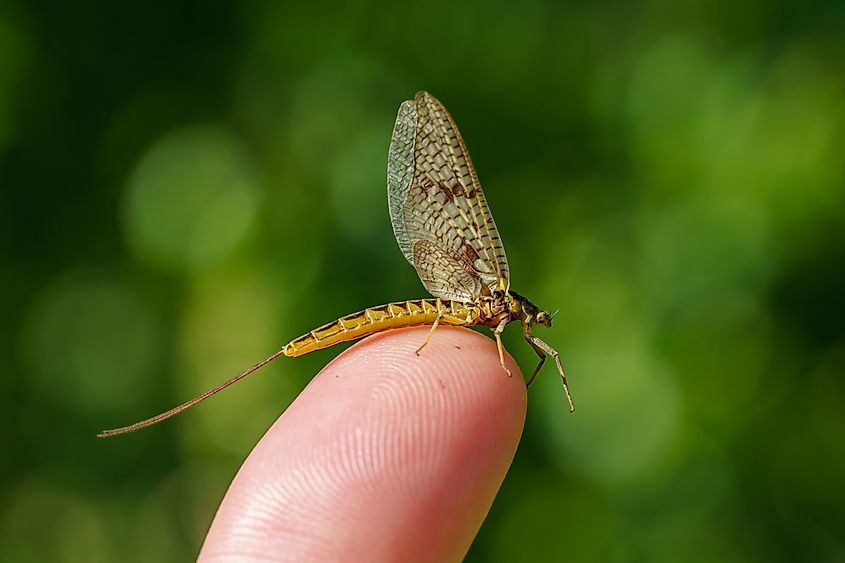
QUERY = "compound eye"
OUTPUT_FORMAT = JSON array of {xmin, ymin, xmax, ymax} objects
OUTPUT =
[{"xmin": 536, "ymin": 311, "xmax": 551, "ymax": 327}]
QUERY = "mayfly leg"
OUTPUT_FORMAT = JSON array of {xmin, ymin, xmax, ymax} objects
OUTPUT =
[
  {"xmin": 415, "ymin": 311, "xmax": 443, "ymax": 355},
  {"xmin": 494, "ymin": 318, "xmax": 512, "ymax": 377},
  {"xmin": 527, "ymin": 335, "xmax": 575, "ymax": 412},
  {"xmin": 526, "ymin": 338, "xmax": 547, "ymax": 387}
]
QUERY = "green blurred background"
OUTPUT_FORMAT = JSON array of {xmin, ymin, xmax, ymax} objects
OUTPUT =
[{"xmin": 2, "ymin": 0, "xmax": 844, "ymax": 560}]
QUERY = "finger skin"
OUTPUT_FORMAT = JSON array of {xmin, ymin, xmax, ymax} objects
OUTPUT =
[{"xmin": 199, "ymin": 326, "xmax": 527, "ymax": 562}]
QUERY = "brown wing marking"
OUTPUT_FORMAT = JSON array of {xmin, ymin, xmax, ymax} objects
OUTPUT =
[
  {"xmin": 386, "ymin": 91, "xmax": 510, "ymax": 302},
  {"xmin": 411, "ymin": 239, "xmax": 482, "ymax": 301},
  {"xmin": 413, "ymin": 92, "xmax": 510, "ymax": 293}
]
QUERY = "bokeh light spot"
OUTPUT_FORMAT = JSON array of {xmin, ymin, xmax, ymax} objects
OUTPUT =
[
  {"xmin": 540, "ymin": 328, "xmax": 681, "ymax": 486},
  {"xmin": 124, "ymin": 126, "xmax": 262, "ymax": 273},
  {"xmin": 21, "ymin": 271, "xmax": 158, "ymax": 416}
]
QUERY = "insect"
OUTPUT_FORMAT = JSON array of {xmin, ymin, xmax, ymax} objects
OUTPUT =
[{"xmin": 98, "ymin": 91, "xmax": 573, "ymax": 438}]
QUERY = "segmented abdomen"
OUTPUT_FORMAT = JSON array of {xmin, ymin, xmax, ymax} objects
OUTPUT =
[{"xmin": 284, "ymin": 298, "xmax": 479, "ymax": 357}]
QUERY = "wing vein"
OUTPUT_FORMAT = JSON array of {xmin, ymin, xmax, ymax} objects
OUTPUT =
[{"xmin": 386, "ymin": 91, "xmax": 510, "ymax": 301}]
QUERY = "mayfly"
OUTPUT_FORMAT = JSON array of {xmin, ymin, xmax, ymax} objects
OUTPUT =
[{"xmin": 99, "ymin": 92, "xmax": 573, "ymax": 438}]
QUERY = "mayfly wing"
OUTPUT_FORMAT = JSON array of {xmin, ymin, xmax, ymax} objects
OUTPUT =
[{"xmin": 387, "ymin": 91, "xmax": 510, "ymax": 302}]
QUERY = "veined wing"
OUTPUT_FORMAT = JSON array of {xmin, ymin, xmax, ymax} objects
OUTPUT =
[{"xmin": 387, "ymin": 91, "xmax": 509, "ymax": 302}]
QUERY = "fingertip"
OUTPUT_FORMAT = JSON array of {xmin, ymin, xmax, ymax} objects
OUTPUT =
[{"xmin": 200, "ymin": 327, "xmax": 526, "ymax": 562}]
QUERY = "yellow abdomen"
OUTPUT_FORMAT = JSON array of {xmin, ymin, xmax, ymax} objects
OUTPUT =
[{"xmin": 284, "ymin": 298, "xmax": 479, "ymax": 357}]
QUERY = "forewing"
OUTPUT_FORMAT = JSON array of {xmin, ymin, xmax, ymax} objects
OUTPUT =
[{"xmin": 387, "ymin": 91, "xmax": 509, "ymax": 301}]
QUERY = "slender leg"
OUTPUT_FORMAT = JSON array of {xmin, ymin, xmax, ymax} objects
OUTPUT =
[
  {"xmin": 529, "ymin": 335, "xmax": 575, "ymax": 412},
  {"xmin": 494, "ymin": 318, "xmax": 512, "ymax": 377},
  {"xmin": 526, "ymin": 338, "xmax": 546, "ymax": 387},
  {"xmin": 415, "ymin": 312, "xmax": 443, "ymax": 355}
]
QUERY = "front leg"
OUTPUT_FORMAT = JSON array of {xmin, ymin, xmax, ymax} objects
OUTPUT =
[
  {"xmin": 528, "ymin": 335, "xmax": 575, "ymax": 412},
  {"xmin": 526, "ymin": 337, "xmax": 546, "ymax": 387},
  {"xmin": 493, "ymin": 318, "xmax": 512, "ymax": 377}
]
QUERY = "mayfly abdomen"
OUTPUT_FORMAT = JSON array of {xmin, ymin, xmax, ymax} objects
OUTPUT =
[{"xmin": 284, "ymin": 298, "xmax": 478, "ymax": 357}]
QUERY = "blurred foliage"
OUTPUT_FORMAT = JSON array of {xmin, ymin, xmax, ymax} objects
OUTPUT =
[{"xmin": 1, "ymin": 0, "xmax": 844, "ymax": 561}]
